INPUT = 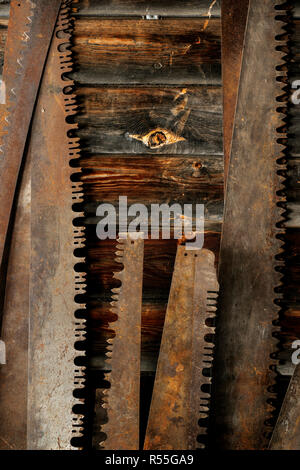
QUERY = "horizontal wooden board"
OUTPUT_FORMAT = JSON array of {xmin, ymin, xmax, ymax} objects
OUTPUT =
[
  {"xmin": 72, "ymin": 18, "xmax": 221, "ymax": 85},
  {"xmin": 76, "ymin": 86, "xmax": 223, "ymax": 155},
  {"xmin": 75, "ymin": 0, "xmax": 221, "ymax": 18},
  {"xmin": 80, "ymin": 154, "xmax": 223, "ymax": 207}
]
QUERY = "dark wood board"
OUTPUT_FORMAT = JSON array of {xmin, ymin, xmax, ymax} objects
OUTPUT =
[
  {"xmin": 76, "ymin": 86, "xmax": 223, "ymax": 155},
  {"xmin": 80, "ymin": 154, "xmax": 223, "ymax": 203},
  {"xmin": 72, "ymin": 18, "xmax": 221, "ymax": 85},
  {"xmin": 75, "ymin": 0, "xmax": 221, "ymax": 18}
]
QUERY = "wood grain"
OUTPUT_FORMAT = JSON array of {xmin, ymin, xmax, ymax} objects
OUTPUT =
[
  {"xmin": 80, "ymin": 155, "xmax": 223, "ymax": 213},
  {"xmin": 75, "ymin": 0, "xmax": 221, "ymax": 18},
  {"xmin": 76, "ymin": 86, "xmax": 223, "ymax": 155},
  {"xmin": 72, "ymin": 18, "xmax": 221, "ymax": 85}
]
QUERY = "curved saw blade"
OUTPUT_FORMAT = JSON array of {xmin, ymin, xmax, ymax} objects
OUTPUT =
[
  {"xmin": 211, "ymin": 0, "xmax": 287, "ymax": 449},
  {"xmin": 0, "ymin": 0, "xmax": 61, "ymax": 274},
  {"xmin": 144, "ymin": 247, "xmax": 219, "ymax": 450},
  {"xmin": 101, "ymin": 233, "xmax": 144, "ymax": 450}
]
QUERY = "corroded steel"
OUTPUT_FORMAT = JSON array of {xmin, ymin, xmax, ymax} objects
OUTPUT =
[
  {"xmin": 0, "ymin": 0, "xmax": 61, "ymax": 275},
  {"xmin": 0, "ymin": 151, "xmax": 31, "ymax": 449},
  {"xmin": 0, "ymin": 0, "xmax": 60, "ymax": 449},
  {"xmin": 27, "ymin": 1, "xmax": 86, "ymax": 449},
  {"xmin": 221, "ymin": 0, "xmax": 249, "ymax": 184},
  {"xmin": 101, "ymin": 233, "xmax": 144, "ymax": 450},
  {"xmin": 212, "ymin": 0, "xmax": 287, "ymax": 450},
  {"xmin": 144, "ymin": 247, "xmax": 219, "ymax": 450},
  {"xmin": 269, "ymin": 364, "xmax": 300, "ymax": 450}
]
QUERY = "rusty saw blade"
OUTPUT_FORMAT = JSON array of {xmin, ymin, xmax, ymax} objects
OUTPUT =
[
  {"xmin": 221, "ymin": 0, "xmax": 249, "ymax": 185},
  {"xmin": 211, "ymin": 0, "xmax": 287, "ymax": 449},
  {"xmin": 0, "ymin": 0, "xmax": 61, "ymax": 275},
  {"xmin": 269, "ymin": 364, "xmax": 300, "ymax": 450},
  {"xmin": 101, "ymin": 233, "xmax": 144, "ymax": 450},
  {"xmin": 27, "ymin": 0, "xmax": 86, "ymax": 450},
  {"xmin": 144, "ymin": 247, "xmax": 219, "ymax": 450}
]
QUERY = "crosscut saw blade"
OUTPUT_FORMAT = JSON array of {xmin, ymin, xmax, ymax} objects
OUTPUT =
[
  {"xmin": 27, "ymin": 0, "xmax": 86, "ymax": 450},
  {"xmin": 0, "ymin": 0, "xmax": 61, "ymax": 275},
  {"xmin": 144, "ymin": 247, "xmax": 219, "ymax": 450},
  {"xmin": 221, "ymin": 0, "xmax": 249, "ymax": 185},
  {"xmin": 269, "ymin": 364, "xmax": 300, "ymax": 450},
  {"xmin": 101, "ymin": 233, "xmax": 144, "ymax": 450},
  {"xmin": 211, "ymin": 0, "xmax": 287, "ymax": 449}
]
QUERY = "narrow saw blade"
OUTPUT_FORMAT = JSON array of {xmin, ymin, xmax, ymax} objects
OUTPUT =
[
  {"xmin": 0, "ymin": 0, "xmax": 61, "ymax": 274},
  {"xmin": 269, "ymin": 364, "xmax": 300, "ymax": 450},
  {"xmin": 144, "ymin": 247, "xmax": 219, "ymax": 450},
  {"xmin": 101, "ymin": 233, "xmax": 144, "ymax": 450}
]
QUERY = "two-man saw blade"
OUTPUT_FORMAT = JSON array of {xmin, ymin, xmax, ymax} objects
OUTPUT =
[
  {"xmin": 27, "ymin": 0, "xmax": 86, "ymax": 450},
  {"xmin": 212, "ymin": 0, "xmax": 287, "ymax": 449}
]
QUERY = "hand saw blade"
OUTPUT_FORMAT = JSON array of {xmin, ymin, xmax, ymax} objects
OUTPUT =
[
  {"xmin": 144, "ymin": 246, "xmax": 219, "ymax": 450},
  {"xmin": 211, "ymin": 0, "xmax": 287, "ymax": 449},
  {"xmin": 101, "ymin": 233, "xmax": 144, "ymax": 450},
  {"xmin": 221, "ymin": 0, "xmax": 249, "ymax": 185},
  {"xmin": 0, "ymin": 0, "xmax": 61, "ymax": 274},
  {"xmin": 27, "ymin": 1, "xmax": 86, "ymax": 450},
  {"xmin": 269, "ymin": 364, "xmax": 300, "ymax": 450}
]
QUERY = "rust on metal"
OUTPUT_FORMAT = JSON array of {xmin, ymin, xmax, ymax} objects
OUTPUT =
[
  {"xmin": 211, "ymin": 0, "xmax": 287, "ymax": 449},
  {"xmin": 144, "ymin": 247, "xmax": 219, "ymax": 450},
  {"xmin": 101, "ymin": 233, "xmax": 144, "ymax": 450},
  {"xmin": 269, "ymin": 364, "xmax": 300, "ymax": 450},
  {"xmin": 221, "ymin": 0, "xmax": 249, "ymax": 185},
  {"xmin": 27, "ymin": 1, "xmax": 86, "ymax": 449},
  {"xmin": 0, "ymin": 0, "xmax": 60, "ymax": 449},
  {"xmin": 0, "ymin": 0, "xmax": 61, "ymax": 275},
  {"xmin": 0, "ymin": 151, "xmax": 31, "ymax": 449}
]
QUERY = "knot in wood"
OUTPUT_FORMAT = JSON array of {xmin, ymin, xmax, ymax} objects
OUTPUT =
[{"xmin": 148, "ymin": 130, "xmax": 167, "ymax": 148}]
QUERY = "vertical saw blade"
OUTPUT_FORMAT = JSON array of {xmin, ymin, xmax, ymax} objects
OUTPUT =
[
  {"xmin": 101, "ymin": 233, "xmax": 144, "ymax": 450},
  {"xmin": 27, "ymin": 0, "xmax": 86, "ymax": 450},
  {"xmin": 212, "ymin": 0, "xmax": 287, "ymax": 449},
  {"xmin": 144, "ymin": 247, "xmax": 219, "ymax": 450}
]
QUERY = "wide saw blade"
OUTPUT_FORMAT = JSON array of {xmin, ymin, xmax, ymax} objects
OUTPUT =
[
  {"xmin": 27, "ymin": 0, "xmax": 86, "ymax": 450},
  {"xmin": 144, "ymin": 247, "xmax": 219, "ymax": 450},
  {"xmin": 212, "ymin": 0, "xmax": 287, "ymax": 449},
  {"xmin": 101, "ymin": 233, "xmax": 144, "ymax": 450}
]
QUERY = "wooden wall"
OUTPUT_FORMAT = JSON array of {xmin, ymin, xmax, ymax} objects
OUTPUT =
[{"xmin": 0, "ymin": 0, "xmax": 299, "ymax": 446}]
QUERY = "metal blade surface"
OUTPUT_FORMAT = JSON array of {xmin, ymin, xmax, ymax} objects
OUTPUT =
[
  {"xmin": 101, "ymin": 233, "xmax": 144, "ymax": 450},
  {"xmin": 144, "ymin": 247, "xmax": 219, "ymax": 450},
  {"xmin": 0, "ymin": 0, "xmax": 61, "ymax": 273},
  {"xmin": 269, "ymin": 364, "xmax": 300, "ymax": 450},
  {"xmin": 27, "ymin": 0, "xmax": 86, "ymax": 450},
  {"xmin": 212, "ymin": 0, "xmax": 287, "ymax": 449}
]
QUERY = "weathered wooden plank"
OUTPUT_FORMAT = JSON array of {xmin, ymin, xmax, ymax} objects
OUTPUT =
[
  {"xmin": 80, "ymin": 154, "xmax": 223, "ymax": 204},
  {"xmin": 76, "ymin": 86, "xmax": 223, "ymax": 155},
  {"xmin": 75, "ymin": 0, "xmax": 221, "ymax": 18},
  {"xmin": 72, "ymin": 18, "xmax": 221, "ymax": 85}
]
